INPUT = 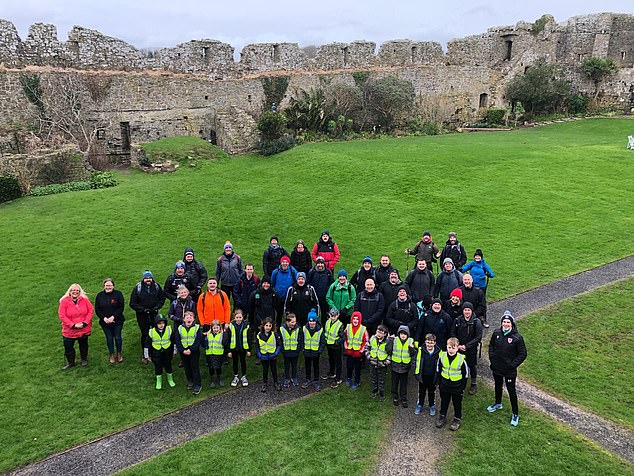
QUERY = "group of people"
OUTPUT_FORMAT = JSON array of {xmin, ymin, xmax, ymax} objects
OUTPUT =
[{"xmin": 58, "ymin": 230, "xmax": 527, "ymax": 428}]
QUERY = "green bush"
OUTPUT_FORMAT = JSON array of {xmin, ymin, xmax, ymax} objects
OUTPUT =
[
  {"xmin": 406, "ymin": 117, "xmax": 442, "ymax": 135},
  {"xmin": 257, "ymin": 135, "xmax": 296, "ymax": 156},
  {"xmin": 567, "ymin": 93, "xmax": 590, "ymax": 115},
  {"xmin": 485, "ymin": 108, "xmax": 507, "ymax": 125},
  {"xmin": 257, "ymin": 112, "xmax": 288, "ymax": 141},
  {"xmin": 29, "ymin": 181, "xmax": 91, "ymax": 197},
  {"xmin": 0, "ymin": 175, "xmax": 23, "ymax": 203},
  {"xmin": 89, "ymin": 171, "xmax": 118, "ymax": 189}
]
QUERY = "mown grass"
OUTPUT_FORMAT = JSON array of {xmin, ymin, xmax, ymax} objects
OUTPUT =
[
  {"xmin": 518, "ymin": 277, "xmax": 634, "ymax": 429},
  {"xmin": 140, "ymin": 136, "xmax": 228, "ymax": 163},
  {"xmin": 442, "ymin": 387, "xmax": 633, "ymax": 475},
  {"xmin": 119, "ymin": 383, "xmax": 395, "ymax": 476},
  {"xmin": 1, "ymin": 119, "xmax": 633, "ymax": 470}
]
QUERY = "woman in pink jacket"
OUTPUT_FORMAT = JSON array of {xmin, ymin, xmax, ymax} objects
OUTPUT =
[{"xmin": 58, "ymin": 283, "xmax": 94, "ymax": 369}]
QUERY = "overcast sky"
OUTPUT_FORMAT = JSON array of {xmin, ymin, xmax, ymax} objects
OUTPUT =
[{"xmin": 1, "ymin": 0, "xmax": 632, "ymax": 54}]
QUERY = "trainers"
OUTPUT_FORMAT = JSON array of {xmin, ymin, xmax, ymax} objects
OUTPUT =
[
  {"xmin": 483, "ymin": 322, "xmax": 490, "ymax": 328},
  {"xmin": 61, "ymin": 362, "xmax": 76, "ymax": 370},
  {"xmin": 301, "ymin": 379, "xmax": 311, "ymax": 389},
  {"xmin": 378, "ymin": 394, "xmax": 385, "ymax": 402},
  {"xmin": 192, "ymin": 386, "xmax": 201, "ymax": 395},
  {"xmin": 322, "ymin": 373, "xmax": 335, "ymax": 380},
  {"xmin": 370, "ymin": 391, "xmax": 378, "ymax": 399},
  {"xmin": 331, "ymin": 379, "xmax": 343, "ymax": 389},
  {"xmin": 292, "ymin": 378, "xmax": 299, "ymax": 386},
  {"xmin": 218, "ymin": 378, "xmax": 224, "ymax": 387},
  {"xmin": 450, "ymin": 418, "xmax": 461, "ymax": 431},
  {"xmin": 80, "ymin": 359, "xmax": 88, "ymax": 367},
  {"xmin": 429, "ymin": 405, "xmax": 436, "ymax": 416},
  {"xmin": 345, "ymin": 378, "xmax": 352, "ymax": 386},
  {"xmin": 487, "ymin": 403, "xmax": 503, "ymax": 413},
  {"xmin": 275, "ymin": 382, "xmax": 282, "ymax": 391},
  {"xmin": 186, "ymin": 381, "xmax": 194, "ymax": 390},
  {"xmin": 351, "ymin": 383, "xmax": 359, "ymax": 390},
  {"xmin": 241, "ymin": 375, "xmax": 249, "ymax": 387},
  {"xmin": 260, "ymin": 383, "xmax": 267, "ymax": 392},
  {"xmin": 468, "ymin": 384, "xmax": 477, "ymax": 395},
  {"xmin": 392, "ymin": 398, "xmax": 399, "ymax": 406},
  {"xmin": 436, "ymin": 415, "xmax": 447, "ymax": 428},
  {"xmin": 210, "ymin": 381, "xmax": 216, "ymax": 389},
  {"xmin": 315, "ymin": 383, "xmax": 322, "ymax": 391},
  {"xmin": 283, "ymin": 378, "xmax": 290, "ymax": 389},
  {"xmin": 231, "ymin": 376, "xmax": 239, "ymax": 387},
  {"xmin": 511, "ymin": 414, "xmax": 520, "ymax": 427},
  {"xmin": 415, "ymin": 404, "xmax": 423, "ymax": 415},
  {"xmin": 401, "ymin": 400, "xmax": 408, "ymax": 409}
]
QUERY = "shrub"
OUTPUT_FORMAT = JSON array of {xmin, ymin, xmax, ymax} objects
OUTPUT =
[
  {"xmin": 257, "ymin": 135, "xmax": 296, "ymax": 156},
  {"xmin": 257, "ymin": 112, "xmax": 288, "ymax": 141},
  {"xmin": 89, "ymin": 171, "xmax": 117, "ymax": 189},
  {"xmin": 506, "ymin": 61, "xmax": 572, "ymax": 114},
  {"xmin": 485, "ymin": 108, "xmax": 507, "ymax": 125},
  {"xmin": 567, "ymin": 94, "xmax": 590, "ymax": 115},
  {"xmin": 363, "ymin": 76, "xmax": 415, "ymax": 130},
  {"xmin": 406, "ymin": 116, "xmax": 442, "ymax": 135},
  {"xmin": 29, "ymin": 181, "xmax": 92, "ymax": 197},
  {"xmin": 0, "ymin": 174, "xmax": 23, "ymax": 203}
]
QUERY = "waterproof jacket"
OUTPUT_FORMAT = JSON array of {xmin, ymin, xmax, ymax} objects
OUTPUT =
[
  {"xmin": 233, "ymin": 273, "xmax": 260, "ymax": 312},
  {"xmin": 350, "ymin": 266, "xmax": 377, "ymax": 293},
  {"xmin": 255, "ymin": 331, "xmax": 281, "ymax": 360},
  {"xmin": 326, "ymin": 280, "xmax": 356, "ymax": 315},
  {"xmin": 59, "ymin": 295, "xmax": 94, "ymax": 338},
  {"xmin": 215, "ymin": 252, "xmax": 243, "ymax": 287},
  {"xmin": 271, "ymin": 265, "xmax": 298, "ymax": 301},
  {"xmin": 437, "ymin": 351, "xmax": 469, "ymax": 391},
  {"xmin": 415, "ymin": 308, "xmax": 453, "ymax": 350},
  {"xmin": 291, "ymin": 248, "xmax": 312, "ymax": 274},
  {"xmin": 280, "ymin": 323, "xmax": 304, "ymax": 358},
  {"xmin": 379, "ymin": 280, "xmax": 409, "ymax": 317},
  {"xmin": 311, "ymin": 238, "xmax": 340, "ymax": 271},
  {"xmin": 405, "ymin": 267, "xmax": 435, "ymax": 302},
  {"xmin": 375, "ymin": 264, "xmax": 395, "ymax": 287},
  {"xmin": 386, "ymin": 334, "xmax": 417, "ymax": 373},
  {"xmin": 308, "ymin": 266, "xmax": 334, "ymax": 299},
  {"xmin": 174, "ymin": 323, "xmax": 202, "ymax": 353},
  {"xmin": 488, "ymin": 326, "xmax": 527, "ymax": 378},
  {"xmin": 459, "ymin": 285, "xmax": 487, "ymax": 321},
  {"xmin": 94, "ymin": 289, "xmax": 125, "ymax": 327},
  {"xmin": 353, "ymin": 289, "xmax": 385, "ymax": 334},
  {"xmin": 197, "ymin": 289, "xmax": 231, "ymax": 326},
  {"xmin": 452, "ymin": 315, "xmax": 483, "ymax": 356},
  {"xmin": 169, "ymin": 295, "xmax": 197, "ymax": 323},
  {"xmin": 414, "ymin": 345, "xmax": 440, "ymax": 381},
  {"xmin": 384, "ymin": 299, "xmax": 418, "ymax": 336},
  {"xmin": 440, "ymin": 240, "xmax": 468, "ymax": 270},
  {"xmin": 248, "ymin": 285, "xmax": 280, "ymax": 327},
  {"xmin": 434, "ymin": 268, "xmax": 463, "ymax": 303},
  {"xmin": 407, "ymin": 240, "xmax": 440, "ymax": 269},
  {"xmin": 462, "ymin": 259, "xmax": 495, "ymax": 289},
  {"xmin": 263, "ymin": 245, "xmax": 288, "ymax": 278},
  {"xmin": 284, "ymin": 283, "xmax": 319, "ymax": 326},
  {"xmin": 130, "ymin": 280, "xmax": 166, "ymax": 320},
  {"xmin": 343, "ymin": 318, "xmax": 369, "ymax": 358},
  {"xmin": 183, "ymin": 248, "xmax": 208, "ymax": 297},
  {"xmin": 163, "ymin": 272, "xmax": 193, "ymax": 302}
]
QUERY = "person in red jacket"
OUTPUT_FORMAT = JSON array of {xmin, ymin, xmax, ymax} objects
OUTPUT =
[
  {"xmin": 311, "ymin": 230, "xmax": 340, "ymax": 271},
  {"xmin": 58, "ymin": 283, "xmax": 94, "ymax": 370},
  {"xmin": 343, "ymin": 310, "xmax": 368, "ymax": 389}
]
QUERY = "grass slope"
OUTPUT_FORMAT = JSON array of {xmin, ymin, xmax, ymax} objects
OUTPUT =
[
  {"xmin": 1, "ymin": 119, "xmax": 633, "ymax": 470},
  {"xmin": 518, "ymin": 277, "xmax": 634, "ymax": 429}
]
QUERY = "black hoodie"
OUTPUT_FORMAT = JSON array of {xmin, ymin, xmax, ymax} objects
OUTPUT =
[{"xmin": 488, "ymin": 322, "xmax": 527, "ymax": 377}]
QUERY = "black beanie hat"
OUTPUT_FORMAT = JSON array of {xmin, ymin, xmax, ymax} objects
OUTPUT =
[
  {"xmin": 462, "ymin": 301, "xmax": 474, "ymax": 311},
  {"xmin": 474, "ymin": 249, "xmax": 483, "ymax": 258}
]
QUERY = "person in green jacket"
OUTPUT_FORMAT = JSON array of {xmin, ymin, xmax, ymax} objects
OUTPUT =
[{"xmin": 326, "ymin": 270, "xmax": 357, "ymax": 325}]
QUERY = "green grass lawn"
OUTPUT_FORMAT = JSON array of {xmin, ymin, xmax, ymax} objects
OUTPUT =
[
  {"xmin": 441, "ymin": 387, "xmax": 633, "ymax": 475},
  {"xmin": 119, "ymin": 384, "xmax": 395, "ymax": 476},
  {"xmin": 1, "ymin": 118, "xmax": 634, "ymax": 470},
  {"xmin": 140, "ymin": 136, "xmax": 229, "ymax": 163},
  {"xmin": 518, "ymin": 277, "xmax": 634, "ymax": 429}
]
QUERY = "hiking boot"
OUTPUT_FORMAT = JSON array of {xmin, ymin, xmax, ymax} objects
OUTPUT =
[
  {"xmin": 487, "ymin": 403, "xmax": 503, "ymax": 413},
  {"xmin": 260, "ymin": 383, "xmax": 267, "ymax": 393},
  {"xmin": 331, "ymin": 379, "xmax": 343, "ymax": 389},
  {"xmin": 429, "ymin": 405, "xmax": 436, "ymax": 416},
  {"xmin": 469, "ymin": 384, "xmax": 477, "ymax": 395},
  {"xmin": 415, "ymin": 404, "xmax": 423, "ymax": 415},
  {"xmin": 436, "ymin": 415, "xmax": 447, "ymax": 428},
  {"xmin": 392, "ymin": 398, "xmax": 400, "ymax": 406},
  {"xmin": 301, "ymin": 379, "xmax": 311, "ymax": 389},
  {"xmin": 62, "ymin": 362, "xmax": 76, "ymax": 371},
  {"xmin": 511, "ymin": 414, "xmax": 520, "ymax": 427},
  {"xmin": 275, "ymin": 382, "xmax": 282, "ymax": 391},
  {"xmin": 192, "ymin": 386, "xmax": 201, "ymax": 395},
  {"xmin": 283, "ymin": 378, "xmax": 290, "ymax": 389},
  {"xmin": 155, "ymin": 375, "xmax": 162, "ymax": 390},
  {"xmin": 109, "ymin": 353, "xmax": 116, "ymax": 364},
  {"xmin": 449, "ymin": 418, "xmax": 461, "ymax": 431},
  {"xmin": 80, "ymin": 359, "xmax": 88, "ymax": 367},
  {"xmin": 401, "ymin": 399, "xmax": 408, "ymax": 409},
  {"xmin": 241, "ymin": 375, "xmax": 249, "ymax": 387}
]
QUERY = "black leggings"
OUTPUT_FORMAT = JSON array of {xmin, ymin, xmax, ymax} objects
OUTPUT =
[
  {"xmin": 152, "ymin": 350, "xmax": 173, "ymax": 376},
  {"xmin": 391, "ymin": 370, "xmax": 409, "ymax": 401},
  {"xmin": 262, "ymin": 359, "xmax": 278, "ymax": 384},
  {"xmin": 346, "ymin": 356, "xmax": 362, "ymax": 384},
  {"xmin": 136, "ymin": 313, "xmax": 152, "ymax": 352},
  {"xmin": 418, "ymin": 375, "xmax": 436, "ymax": 406},
  {"xmin": 304, "ymin": 356, "xmax": 320, "ymax": 381},
  {"xmin": 494, "ymin": 373, "xmax": 519, "ymax": 415},
  {"xmin": 327, "ymin": 346, "xmax": 342, "ymax": 379},
  {"xmin": 63, "ymin": 335, "xmax": 88, "ymax": 363},
  {"xmin": 440, "ymin": 387, "xmax": 463, "ymax": 419},
  {"xmin": 231, "ymin": 349, "xmax": 247, "ymax": 376},
  {"xmin": 465, "ymin": 353, "xmax": 478, "ymax": 383},
  {"xmin": 283, "ymin": 355, "xmax": 298, "ymax": 380}
]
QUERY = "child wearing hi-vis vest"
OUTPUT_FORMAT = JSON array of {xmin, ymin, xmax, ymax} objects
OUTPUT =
[
  {"xmin": 147, "ymin": 314, "xmax": 176, "ymax": 390},
  {"xmin": 302, "ymin": 309, "xmax": 325, "ymax": 390},
  {"xmin": 226, "ymin": 308, "xmax": 251, "ymax": 388},
  {"xmin": 280, "ymin": 313, "xmax": 302, "ymax": 388},
  {"xmin": 204, "ymin": 320, "xmax": 227, "ymax": 389},
  {"xmin": 436, "ymin": 337, "xmax": 469, "ymax": 431},
  {"xmin": 255, "ymin": 316, "xmax": 281, "ymax": 392},
  {"xmin": 343, "ymin": 311, "xmax": 368, "ymax": 389},
  {"xmin": 387, "ymin": 325, "xmax": 417, "ymax": 408},
  {"xmin": 323, "ymin": 308, "xmax": 345, "ymax": 388},
  {"xmin": 366, "ymin": 324, "xmax": 390, "ymax": 401},
  {"xmin": 174, "ymin": 310, "xmax": 202, "ymax": 395},
  {"xmin": 414, "ymin": 333, "xmax": 440, "ymax": 416}
]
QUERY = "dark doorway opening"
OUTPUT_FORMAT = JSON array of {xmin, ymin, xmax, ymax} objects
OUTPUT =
[
  {"xmin": 479, "ymin": 93, "xmax": 489, "ymax": 108},
  {"xmin": 504, "ymin": 40, "xmax": 513, "ymax": 61},
  {"xmin": 120, "ymin": 122, "xmax": 131, "ymax": 153}
]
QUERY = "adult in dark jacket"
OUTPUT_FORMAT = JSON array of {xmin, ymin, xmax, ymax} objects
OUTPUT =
[
  {"xmin": 434, "ymin": 258, "xmax": 463, "ymax": 303},
  {"xmin": 439, "ymin": 232, "xmax": 467, "ymax": 271},
  {"xmin": 405, "ymin": 258, "xmax": 435, "ymax": 303},
  {"xmin": 375, "ymin": 255, "xmax": 395, "ymax": 287},
  {"xmin": 405, "ymin": 231, "xmax": 441, "ymax": 270},
  {"xmin": 233, "ymin": 263, "xmax": 259, "ymax": 313},
  {"xmin": 168, "ymin": 285, "xmax": 197, "ymax": 326},
  {"xmin": 378, "ymin": 269, "xmax": 407, "ymax": 319},
  {"xmin": 262, "ymin": 236, "xmax": 288, "ymax": 278},
  {"xmin": 353, "ymin": 278, "xmax": 385, "ymax": 335},
  {"xmin": 445, "ymin": 288, "xmax": 463, "ymax": 321},
  {"xmin": 215, "ymin": 241, "xmax": 243, "ymax": 298},
  {"xmin": 284, "ymin": 272, "xmax": 320, "ymax": 326},
  {"xmin": 248, "ymin": 277, "xmax": 281, "ymax": 328},
  {"xmin": 415, "ymin": 298, "xmax": 452, "ymax": 350},
  {"xmin": 163, "ymin": 260, "xmax": 193, "ymax": 302},
  {"xmin": 384, "ymin": 286, "xmax": 418, "ymax": 336},
  {"xmin": 130, "ymin": 271, "xmax": 166, "ymax": 364},
  {"xmin": 95, "ymin": 278, "xmax": 125, "ymax": 364},
  {"xmin": 452, "ymin": 302, "xmax": 483, "ymax": 394},
  {"xmin": 459, "ymin": 274, "xmax": 488, "ymax": 327},
  {"xmin": 350, "ymin": 256, "xmax": 377, "ymax": 293},
  {"xmin": 290, "ymin": 239, "xmax": 312, "ymax": 274},
  {"xmin": 183, "ymin": 248, "xmax": 208, "ymax": 301},
  {"xmin": 307, "ymin": 257, "xmax": 334, "ymax": 322},
  {"xmin": 487, "ymin": 310, "xmax": 527, "ymax": 426}
]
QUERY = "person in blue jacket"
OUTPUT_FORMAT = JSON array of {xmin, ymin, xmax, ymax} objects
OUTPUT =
[
  {"xmin": 271, "ymin": 255, "xmax": 297, "ymax": 319},
  {"xmin": 462, "ymin": 249, "xmax": 495, "ymax": 295}
]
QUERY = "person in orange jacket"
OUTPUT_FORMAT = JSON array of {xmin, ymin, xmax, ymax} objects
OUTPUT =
[{"xmin": 197, "ymin": 277, "xmax": 231, "ymax": 333}]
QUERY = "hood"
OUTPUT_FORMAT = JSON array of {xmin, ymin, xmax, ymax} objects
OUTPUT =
[
  {"xmin": 350, "ymin": 310, "xmax": 363, "ymax": 326},
  {"xmin": 183, "ymin": 248, "xmax": 195, "ymax": 260},
  {"xmin": 397, "ymin": 325, "xmax": 410, "ymax": 337}
]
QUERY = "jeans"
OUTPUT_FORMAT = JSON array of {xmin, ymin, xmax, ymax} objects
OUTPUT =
[{"xmin": 101, "ymin": 323, "xmax": 123, "ymax": 353}]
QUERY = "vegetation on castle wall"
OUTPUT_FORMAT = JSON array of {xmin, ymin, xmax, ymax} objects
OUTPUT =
[
  {"xmin": 0, "ymin": 175, "xmax": 23, "ymax": 203},
  {"xmin": 260, "ymin": 76, "xmax": 290, "ymax": 111}
]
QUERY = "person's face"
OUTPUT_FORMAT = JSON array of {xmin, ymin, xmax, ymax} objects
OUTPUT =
[
  {"xmin": 103, "ymin": 281, "xmax": 114, "ymax": 292},
  {"xmin": 444, "ymin": 262, "xmax": 453, "ymax": 272},
  {"xmin": 176, "ymin": 267, "xmax": 185, "ymax": 276},
  {"xmin": 245, "ymin": 265, "xmax": 254, "ymax": 276},
  {"xmin": 417, "ymin": 260, "xmax": 426, "ymax": 270},
  {"xmin": 352, "ymin": 315, "xmax": 360, "ymax": 326},
  {"xmin": 178, "ymin": 287, "xmax": 189, "ymax": 300},
  {"xmin": 381, "ymin": 256, "xmax": 390, "ymax": 267},
  {"xmin": 287, "ymin": 317, "xmax": 296, "ymax": 329},
  {"xmin": 297, "ymin": 243, "xmax": 305, "ymax": 252},
  {"xmin": 365, "ymin": 280, "xmax": 375, "ymax": 293},
  {"xmin": 208, "ymin": 279, "xmax": 217, "ymax": 291},
  {"xmin": 308, "ymin": 320, "xmax": 316, "ymax": 329},
  {"xmin": 317, "ymin": 262, "xmax": 325, "ymax": 270},
  {"xmin": 450, "ymin": 296, "xmax": 460, "ymax": 305},
  {"xmin": 449, "ymin": 236, "xmax": 457, "ymax": 245},
  {"xmin": 143, "ymin": 277, "xmax": 153, "ymax": 285},
  {"xmin": 270, "ymin": 239, "xmax": 278, "ymax": 247},
  {"xmin": 463, "ymin": 308, "xmax": 473, "ymax": 319},
  {"xmin": 225, "ymin": 247, "xmax": 233, "ymax": 255},
  {"xmin": 463, "ymin": 275, "xmax": 473, "ymax": 288},
  {"xmin": 157, "ymin": 321, "xmax": 166, "ymax": 330},
  {"xmin": 212, "ymin": 324, "xmax": 221, "ymax": 334},
  {"xmin": 399, "ymin": 332, "xmax": 408, "ymax": 341},
  {"xmin": 425, "ymin": 339, "xmax": 435, "ymax": 351},
  {"xmin": 363, "ymin": 262, "xmax": 372, "ymax": 270},
  {"xmin": 474, "ymin": 255, "xmax": 482, "ymax": 262},
  {"xmin": 281, "ymin": 261, "xmax": 289, "ymax": 270},
  {"xmin": 390, "ymin": 273, "xmax": 398, "ymax": 284},
  {"xmin": 321, "ymin": 234, "xmax": 329, "ymax": 242},
  {"xmin": 502, "ymin": 318, "xmax": 513, "ymax": 332},
  {"xmin": 234, "ymin": 313, "xmax": 244, "ymax": 324},
  {"xmin": 338, "ymin": 275, "xmax": 346, "ymax": 284},
  {"xmin": 264, "ymin": 322, "xmax": 273, "ymax": 332},
  {"xmin": 185, "ymin": 254, "xmax": 193, "ymax": 263},
  {"xmin": 330, "ymin": 313, "xmax": 339, "ymax": 322},
  {"xmin": 398, "ymin": 289, "xmax": 407, "ymax": 300},
  {"xmin": 297, "ymin": 276, "xmax": 305, "ymax": 286},
  {"xmin": 422, "ymin": 235, "xmax": 430, "ymax": 243},
  {"xmin": 375, "ymin": 328, "xmax": 385, "ymax": 340},
  {"xmin": 184, "ymin": 314, "xmax": 194, "ymax": 326},
  {"xmin": 70, "ymin": 286, "xmax": 81, "ymax": 298},
  {"xmin": 447, "ymin": 342, "xmax": 458, "ymax": 356},
  {"xmin": 262, "ymin": 281, "xmax": 271, "ymax": 290},
  {"xmin": 432, "ymin": 302, "xmax": 442, "ymax": 313}
]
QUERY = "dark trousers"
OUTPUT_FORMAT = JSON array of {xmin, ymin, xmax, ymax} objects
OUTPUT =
[
  {"xmin": 494, "ymin": 373, "xmax": 519, "ymax": 415},
  {"xmin": 262, "ymin": 359, "xmax": 278, "ymax": 384},
  {"xmin": 220, "ymin": 284, "xmax": 234, "ymax": 302},
  {"xmin": 439, "ymin": 385, "xmax": 463, "ymax": 419},
  {"xmin": 391, "ymin": 370, "xmax": 409, "ymax": 402},
  {"xmin": 283, "ymin": 355, "xmax": 298, "ymax": 380},
  {"xmin": 346, "ymin": 356, "xmax": 362, "ymax": 384},
  {"xmin": 231, "ymin": 349, "xmax": 247, "ymax": 376},
  {"xmin": 304, "ymin": 355, "xmax": 321, "ymax": 381},
  {"xmin": 370, "ymin": 365, "xmax": 387, "ymax": 395},
  {"xmin": 465, "ymin": 353, "xmax": 478, "ymax": 383},
  {"xmin": 101, "ymin": 323, "xmax": 123, "ymax": 353},
  {"xmin": 152, "ymin": 350, "xmax": 173, "ymax": 376},
  {"xmin": 63, "ymin": 335, "xmax": 88, "ymax": 363},
  {"xmin": 327, "ymin": 346, "xmax": 342, "ymax": 379},
  {"xmin": 136, "ymin": 313, "xmax": 152, "ymax": 353},
  {"xmin": 181, "ymin": 349, "xmax": 201, "ymax": 387},
  {"xmin": 418, "ymin": 375, "xmax": 436, "ymax": 406},
  {"xmin": 205, "ymin": 355, "xmax": 223, "ymax": 378}
]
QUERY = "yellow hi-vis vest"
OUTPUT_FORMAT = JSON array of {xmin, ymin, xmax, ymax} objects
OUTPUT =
[
  {"xmin": 149, "ymin": 326, "xmax": 172, "ymax": 350},
  {"xmin": 303, "ymin": 326, "xmax": 323, "ymax": 351},
  {"xmin": 346, "ymin": 324, "xmax": 366, "ymax": 350},
  {"xmin": 439, "ymin": 351, "xmax": 466, "ymax": 381},
  {"xmin": 392, "ymin": 337, "xmax": 413, "ymax": 364},
  {"xmin": 280, "ymin": 326, "xmax": 299, "ymax": 351},
  {"xmin": 178, "ymin": 324, "xmax": 199, "ymax": 348},
  {"xmin": 415, "ymin": 347, "xmax": 437, "ymax": 374},
  {"xmin": 369, "ymin": 335, "xmax": 388, "ymax": 361},
  {"xmin": 325, "ymin": 319, "xmax": 343, "ymax": 345},
  {"xmin": 230, "ymin": 324, "xmax": 250, "ymax": 350},
  {"xmin": 205, "ymin": 332, "xmax": 224, "ymax": 355},
  {"xmin": 258, "ymin": 333, "xmax": 277, "ymax": 355}
]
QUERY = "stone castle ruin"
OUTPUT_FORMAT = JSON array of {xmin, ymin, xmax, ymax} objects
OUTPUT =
[{"xmin": 0, "ymin": 12, "xmax": 633, "ymax": 178}]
